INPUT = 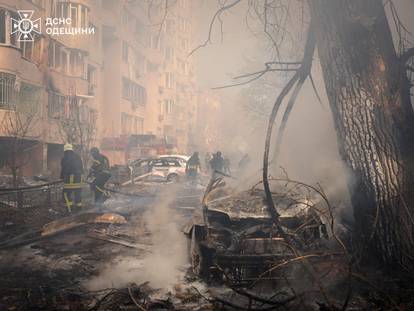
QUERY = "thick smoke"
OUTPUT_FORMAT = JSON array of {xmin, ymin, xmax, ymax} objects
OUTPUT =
[{"xmin": 85, "ymin": 186, "xmax": 187, "ymax": 290}]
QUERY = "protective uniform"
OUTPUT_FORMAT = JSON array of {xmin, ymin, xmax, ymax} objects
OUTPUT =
[
  {"xmin": 89, "ymin": 148, "xmax": 111, "ymax": 203},
  {"xmin": 61, "ymin": 144, "xmax": 84, "ymax": 211},
  {"xmin": 210, "ymin": 151, "xmax": 225, "ymax": 180},
  {"xmin": 186, "ymin": 152, "xmax": 201, "ymax": 178}
]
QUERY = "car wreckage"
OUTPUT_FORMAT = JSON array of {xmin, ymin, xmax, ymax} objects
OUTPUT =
[{"xmin": 184, "ymin": 179, "xmax": 330, "ymax": 284}]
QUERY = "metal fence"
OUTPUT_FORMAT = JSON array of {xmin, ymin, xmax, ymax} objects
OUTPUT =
[{"xmin": 0, "ymin": 181, "xmax": 63, "ymax": 209}]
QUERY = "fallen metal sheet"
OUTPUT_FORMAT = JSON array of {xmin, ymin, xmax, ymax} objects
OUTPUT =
[{"xmin": 41, "ymin": 212, "xmax": 127, "ymax": 236}]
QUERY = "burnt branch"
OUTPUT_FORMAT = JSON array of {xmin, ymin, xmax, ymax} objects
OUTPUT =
[{"xmin": 262, "ymin": 20, "xmax": 315, "ymax": 223}]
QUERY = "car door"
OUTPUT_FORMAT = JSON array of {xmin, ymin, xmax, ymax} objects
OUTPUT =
[{"xmin": 149, "ymin": 159, "xmax": 170, "ymax": 180}]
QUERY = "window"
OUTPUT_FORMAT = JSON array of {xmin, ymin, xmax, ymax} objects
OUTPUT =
[
  {"xmin": 49, "ymin": 41, "xmax": 62, "ymax": 69},
  {"xmin": 0, "ymin": 9, "xmax": 5, "ymax": 44},
  {"xmin": 21, "ymin": 35, "xmax": 42, "ymax": 62},
  {"xmin": 70, "ymin": 4, "xmax": 78, "ymax": 26},
  {"xmin": 121, "ymin": 112, "xmax": 133, "ymax": 135},
  {"xmin": 164, "ymin": 99, "xmax": 174, "ymax": 114},
  {"xmin": 165, "ymin": 73, "xmax": 174, "ymax": 89},
  {"xmin": 135, "ymin": 52, "xmax": 146, "ymax": 77},
  {"xmin": 9, "ymin": 11, "xmax": 18, "ymax": 47},
  {"xmin": 61, "ymin": 50, "xmax": 68, "ymax": 73},
  {"xmin": 80, "ymin": 6, "xmax": 87, "ymax": 27},
  {"xmin": 178, "ymin": 17, "xmax": 188, "ymax": 33},
  {"xmin": 69, "ymin": 50, "xmax": 84, "ymax": 76},
  {"xmin": 121, "ymin": 112, "xmax": 144, "ymax": 135},
  {"xmin": 122, "ymin": 77, "xmax": 130, "ymax": 99},
  {"xmin": 87, "ymin": 65, "xmax": 97, "ymax": 95},
  {"xmin": 19, "ymin": 82, "xmax": 40, "ymax": 113},
  {"xmin": 49, "ymin": 41, "xmax": 85, "ymax": 75},
  {"xmin": 134, "ymin": 117, "xmax": 144, "ymax": 134},
  {"xmin": 122, "ymin": 41, "xmax": 129, "ymax": 63},
  {"xmin": 0, "ymin": 72, "xmax": 16, "ymax": 109},
  {"xmin": 0, "ymin": 10, "xmax": 19, "ymax": 47},
  {"xmin": 121, "ymin": 8, "xmax": 129, "ymax": 27},
  {"xmin": 48, "ymin": 92, "xmax": 66, "ymax": 119},
  {"xmin": 122, "ymin": 77, "xmax": 147, "ymax": 106},
  {"xmin": 55, "ymin": 2, "xmax": 88, "ymax": 27},
  {"xmin": 30, "ymin": 0, "xmax": 45, "ymax": 8},
  {"xmin": 165, "ymin": 46, "xmax": 174, "ymax": 62}
]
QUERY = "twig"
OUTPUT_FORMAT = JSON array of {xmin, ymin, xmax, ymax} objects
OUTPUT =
[{"xmin": 128, "ymin": 287, "xmax": 147, "ymax": 311}]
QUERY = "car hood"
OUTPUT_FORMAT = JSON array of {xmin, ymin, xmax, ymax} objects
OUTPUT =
[{"xmin": 205, "ymin": 189, "xmax": 315, "ymax": 221}]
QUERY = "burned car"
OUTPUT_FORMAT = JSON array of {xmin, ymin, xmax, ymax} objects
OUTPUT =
[{"xmin": 184, "ymin": 181, "xmax": 329, "ymax": 284}]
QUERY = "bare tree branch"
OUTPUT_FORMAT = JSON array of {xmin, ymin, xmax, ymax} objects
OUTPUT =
[{"xmin": 189, "ymin": 0, "xmax": 244, "ymax": 56}]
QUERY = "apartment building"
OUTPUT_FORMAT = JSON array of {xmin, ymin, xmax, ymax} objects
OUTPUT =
[
  {"xmin": 100, "ymin": 0, "xmax": 199, "ymax": 163},
  {"xmin": 0, "ymin": 0, "xmax": 218, "ymax": 179}
]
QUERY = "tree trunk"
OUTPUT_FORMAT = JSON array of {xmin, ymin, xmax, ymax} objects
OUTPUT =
[{"xmin": 309, "ymin": 0, "xmax": 414, "ymax": 271}]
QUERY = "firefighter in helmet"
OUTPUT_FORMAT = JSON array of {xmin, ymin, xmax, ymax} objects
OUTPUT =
[
  {"xmin": 88, "ymin": 147, "xmax": 111, "ymax": 204},
  {"xmin": 61, "ymin": 143, "xmax": 84, "ymax": 212},
  {"xmin": 186, "ymin": 151, "xmax": 201, "ymax": 179}
]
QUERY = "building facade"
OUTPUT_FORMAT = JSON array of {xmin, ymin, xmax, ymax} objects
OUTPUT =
[{"xmin": 0, "ymin": 0, "xmax": 217, "ymax": 179}]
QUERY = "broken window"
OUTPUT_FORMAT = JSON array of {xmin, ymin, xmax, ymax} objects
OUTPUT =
[{"xmin": 0, "ymin": 72, "xmax": 16, "ymax": 110}]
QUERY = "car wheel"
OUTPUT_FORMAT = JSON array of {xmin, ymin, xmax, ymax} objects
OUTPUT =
[{"xmin": 167, "ymin": 173, "xmax": 179, "ymax": 182}]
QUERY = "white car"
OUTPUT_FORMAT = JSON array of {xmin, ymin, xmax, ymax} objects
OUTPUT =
[
  {"xmin": 150, "ymin": 157, "xmax": 187, "ymax": 182},
  {"xmin": 129, "ymin": 156, "xmax": 189, "ymax": 182},
  {"xmin": 159, "ymin": 154, "xmax": 190, "ymax": 165}
]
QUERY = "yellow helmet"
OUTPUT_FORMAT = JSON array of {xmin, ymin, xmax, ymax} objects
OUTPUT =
[{"xmin": 64, "ymin": 143, "xmax": 73, "ymax": 151}]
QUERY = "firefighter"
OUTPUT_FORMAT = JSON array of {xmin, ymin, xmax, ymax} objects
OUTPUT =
[
  {"xmin": 61, "ymin": 144, "xmax": 84, "ymax": 212},
  {"xmin": 210, "ymin": 151, "xmax": 225, "ymax": 179},
  {"xmin": 88, "ymin": 147, "xmax": 111, "ymax": 204},
  {"xmin": 186, "ymin": 152, "xmax": 201, "ymax": 179}
]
